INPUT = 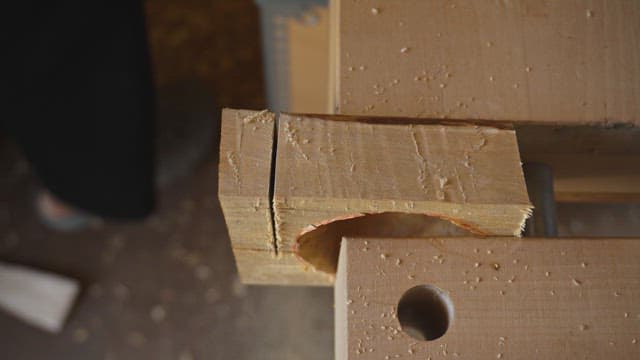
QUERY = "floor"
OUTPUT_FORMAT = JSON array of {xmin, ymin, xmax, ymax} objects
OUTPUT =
[
  {"xmin": 1, "ymin": 1, "xmax": 639, "ymax": 359},
  {"xmin": 1, "ymin": 1, "xmax": 333, "ymax": 359}
]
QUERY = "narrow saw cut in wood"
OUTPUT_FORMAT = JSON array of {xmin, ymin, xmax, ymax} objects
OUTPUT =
[
  {"xmin": 332, "ymin": 0, "xmax": 640, "ymax": 125},
  {"xmin": 336, "ymin": 237, "xmax": 640, "ymax": 360},
  {"xmin": 218, "ymin": 109, "xmax": 277, "ymax": 284}
]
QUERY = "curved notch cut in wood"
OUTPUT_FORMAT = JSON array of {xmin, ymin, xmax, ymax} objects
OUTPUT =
[{"xmin": 295, "ymin": 212, "xmax": 472, "ymax": 275}]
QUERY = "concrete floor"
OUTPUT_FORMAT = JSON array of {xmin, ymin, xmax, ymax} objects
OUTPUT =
[
  {"xmin": 0, "ymin": 145, "xmax": 334, "ymax": 360},
  {"xmin": 1, "ymin": 1, "xmax": 639, "ymax": 359},
  {"xmin": 1, "ymin": 1, "xmax": 334, "ymax": 359}
]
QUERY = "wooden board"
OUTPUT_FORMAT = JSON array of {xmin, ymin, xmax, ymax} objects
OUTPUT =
[
  {"xmin": 218, "ymin": 108, "xmax": 276, "ymax": 254},
  {"xmin": 272, "ymin": 113, "xmax": 531, "ymax": 284},
  {"xmin": 219, "ymin": 110, "xmax": 532, "ymax": 285},
  {"xmin": 331, "ymin": 0, "xmax": 640, "ymax": 125},
  {"xmin": 336, "ymin": 237, "xmax": 640, "ymax": 359}
]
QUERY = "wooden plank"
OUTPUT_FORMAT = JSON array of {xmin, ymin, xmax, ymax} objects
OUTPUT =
[
  {"xmin": 336, "ymin": 237, "xmax": 640, "ymax": 359},
  {"xmin": 334, "ymin": 0, "xmax": 640, "ymax": 125},
  {"xmin": 0, "ymin": 262, "xmax": 79, "ymax": 333},
  {"xmin": 273, "ymin": 113, "xmax": 531, "ymax": 282},
  {"xmin": 232, "ymin": 248, "xmax": 328, "ymax": 286},
  {"xmin": 516, "ymin": 124, "xmax": 640, "ymax": 202},
  {"xmin": 218, "ymin": 108, "xmax": 276, "ymax": 252},
  {"xmin": 288, "ymin": 6, "xmax": 329, "ymax": 113}
]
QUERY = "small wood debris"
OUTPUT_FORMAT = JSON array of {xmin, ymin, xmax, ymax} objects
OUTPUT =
[
  {"xmin": 72, "ymin": 327, "xmax": 89, "ymax": 343},
  {"xmin": 150, "ymin": 305, "xmax": 166, "ymax": 323},
  {"xmin": 127, "ymin": 331, "xmax": 147, "ymax": 348}
]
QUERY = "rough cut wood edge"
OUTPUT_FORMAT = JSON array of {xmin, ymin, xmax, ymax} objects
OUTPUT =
[
  {"xmin": 516, "ymin": 123, "xmax": 640, "ymax": 203},
  {"xmin": 336, "ymin": 0, "xmax": 640, "ymax": 125},
  {"xmin": 233, "ymin": 248, "xmax": 331, "ymax": 286},
  {"xmin": 220, "ymin": 110, "xmax": 532, "ymax": 285},
  {"xmin": 273, "ymin": 113, "xmax": 532, "ymax": 258},
  {"xmin": 218, "ymin": 108, "xmax": 276, "ymax": 253},
  {"xmin": 336, "ymin": 237, "xmax": 640, "ymax": 359}
]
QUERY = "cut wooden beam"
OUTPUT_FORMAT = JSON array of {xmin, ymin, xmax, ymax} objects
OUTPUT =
[
  {"xmin": 516, "ymin": 124, "xmax": 640, "ymax": 203},
  {"xmin": 219, "ymin": 110, "xmax": 531, "ymax": 285},
  {"xmin": 275, "ymin": 113, "xmax": 530, "ymax": 285},
  {"xmin": 336, "ymin": 237, "xmax": 640, "ymax": 359},
  {"xmin": 218, "ymin": 109, "xmax": 276, "ymax": 260},
  {"xmin": 329, "ymin": 0, "xmax": 640, "ymax": 202},
  {"xmin": 332, "ymin": 0, "xmax": 640, "ymax": 125}
]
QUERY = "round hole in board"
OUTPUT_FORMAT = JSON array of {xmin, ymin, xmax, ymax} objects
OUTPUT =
[{"xmin": 397, "ymin": 285, "xmax": 454, "ymax": 341}]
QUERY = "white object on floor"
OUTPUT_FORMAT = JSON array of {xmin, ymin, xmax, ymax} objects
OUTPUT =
[{"xmin": 0, "ymin": 261, "xmax": 79, "ymax": 333}]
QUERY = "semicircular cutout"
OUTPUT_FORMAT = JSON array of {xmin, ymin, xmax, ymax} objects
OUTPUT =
[{"xmin": 295, "ymin": 212, "xmax": 474, "ymax": 274}]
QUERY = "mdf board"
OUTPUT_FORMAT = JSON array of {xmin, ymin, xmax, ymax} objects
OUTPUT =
[
  {"xmin": 332, "ymin": 0, "xmax": 640, "ymax": 125},
  {"xmin": 336, "ymin": 237, "xmax": 640, "ymax": 359},
  {"xmin": 273, "ymin": 114, "xmax": 532, "ymax": 283}
]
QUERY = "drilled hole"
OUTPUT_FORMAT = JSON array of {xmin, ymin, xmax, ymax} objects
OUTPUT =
[
  {"xmin": 397, "ymin": 285, "xmax": 453, "ymax": 341},
  {"xmin": 295, "ymin": 212, "xmax": 473, "ymax": 274}
]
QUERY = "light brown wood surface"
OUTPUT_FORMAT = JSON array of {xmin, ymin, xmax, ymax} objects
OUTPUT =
[
  {"xmin": 219, "ymin": 110, "xmax": 532, "ymax": 285},
  {"xmin": 273, "ymin": 113, "xmax": 532, "ymax": 281},
  {"xmin": 336, "ymin": 237, "xmax": 640, "ymax": 359},
  {"xmin": 274, "ymin": 114, "xmax": 532, "ymax": 255},
  {"xmin": 218, "ymin": 108, "xmax": 275, "ymax": 252},
  {"xmin": 332, "ymin": 0, "xmax": 640, "ymax": 125},
  {"xmin": 288, "ymin": 6, "xmax": 330, "ymax": 113},
  {"xmin": 218, "ymin": 109, "xmax": 278, "ymax": 283}
]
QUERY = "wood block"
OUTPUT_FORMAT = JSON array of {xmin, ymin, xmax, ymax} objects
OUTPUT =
[
  {"xmin": 336, "ymin": 237, "xmax": 640, "ymax": 359},
  {"xmin": 331, "ymin": 0, "xmax": 640, "ymax": 125},
  {"xmin": 218, "ymin": 108, "xmax": 276, "ymax": 253},
  {"xmin": 232, "ymin": 248, "xmax": 328, "ymax": 286},
  {"xmin": 219, "ymin": 110, "xmax": 531, "ymax": 285},
  {"xmin": 516, "ymin": 124, "xmax": 640, "ymax": 203},
  {"xmin": 288, "ymin": 6, "xmax": 330, "ymax": 113},
  {"xmin": 273, "ymin": 114, "xmax": 531, "ymax": 280}
]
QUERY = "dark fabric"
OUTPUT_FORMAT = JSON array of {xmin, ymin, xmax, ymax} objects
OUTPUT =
[{"xmin": 3, "ymin": 1, "xmax": 155, "ymax": 219}]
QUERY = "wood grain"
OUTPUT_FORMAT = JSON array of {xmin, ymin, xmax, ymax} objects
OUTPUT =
[
  {"xmin": 332, "ymin": 0, "xmax": 640, "ymax": 125},
  {"xmin": 218, "ymin": 108, "xmax": 276, "ymax": 252},
  {"xmin": 336, "ymin": 237, "xmax": 640, "ymax": 359},
  {"xmin": 219, "ymin": 110, "xmax": 531, "ymax": 285},
  {"xmin": 273, "ymin": 113, "xmax": 531, "ymax": 282},
  {"xmin": 516, "ymin": 124, "xmax": 640, "ymax": 202}
]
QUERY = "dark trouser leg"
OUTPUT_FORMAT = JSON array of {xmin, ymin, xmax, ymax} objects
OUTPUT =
[{"xmin": 5, "ymin": 0, "xmax": 155, "ymax": 219}]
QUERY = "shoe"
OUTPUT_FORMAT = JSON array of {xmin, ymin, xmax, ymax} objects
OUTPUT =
[{"xmin": 35, "ymin": 190, "xmax": 100, "ymax": 231}]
